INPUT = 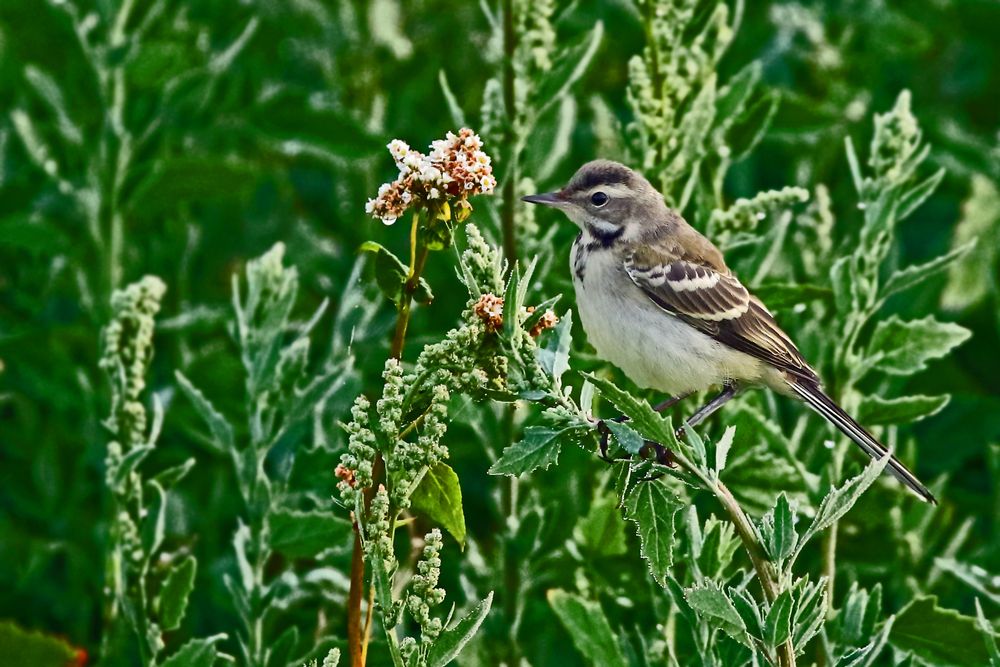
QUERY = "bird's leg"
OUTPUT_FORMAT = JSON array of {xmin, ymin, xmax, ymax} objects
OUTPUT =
[
  {"xmin": 596, "ymin": 415, "xmax": 628, "ymax": 463},
  {"xmin": 652, "ymin": 390, "xmax": 694, "ymax": 413},
  {"xmin": 675, "ymin": 382, "xmax": 739, "ymax": 438}
]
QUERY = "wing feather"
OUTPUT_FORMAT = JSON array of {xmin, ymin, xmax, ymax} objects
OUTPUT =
[{"xmin": 624, "ymin": 250, "xmax": 817, "ymax": 381}]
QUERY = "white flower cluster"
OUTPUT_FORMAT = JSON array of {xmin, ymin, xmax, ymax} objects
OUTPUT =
[{"xmin": 365, "ymin": 128, "xmax": 497, "ymax": 225}]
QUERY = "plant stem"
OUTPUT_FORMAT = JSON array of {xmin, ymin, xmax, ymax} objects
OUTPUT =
[
  {"xmin": 500, "ymin": 0, "xmax": 518, "ymax": 266},
  {"xmin": 674, "ymin": 453, "xmax": 797, "ymax": 667},
  {"xmin": 350, "ymin": 211, "xmax": 431, "ymax": 667}
]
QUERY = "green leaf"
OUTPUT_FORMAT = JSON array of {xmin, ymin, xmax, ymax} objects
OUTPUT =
[
  {"xmin": 267, "ymin": 509, "xmax": 350, "ymax": 559},
  {"xmin": 836, "ymin": 616, "xmax": 894, "ymax": 667},
  {"xmin": 942, "ymin": 175, "xmax": 1000, "ymax": 310},
  {"xmin": 537, "ymin": 310, "xmax": 573, "ymax": 383},
  {"xmin": 868, "ymin": 316, "xmax": 971, "ymax": 376},
  {"xmin": 726, "ymin": 90, "xmax": 778, "ymax": 160},
  {"xmin": 792, "ymin": 577, "xmax": 828, "ymax": 651},
  {"xmin": 883, "ymin": 241, "xmax": 976, "ymax": 301},
  {"xmin": 764, "ymin": 589, "xmax": 794, "ymax": 650},
  {"xmin": 976, "ymin": 599, "xmax": 1000, "ymax": 667},
  {"xmin": 438, "ymin": 70, "xmax": 466, "ymax": 128},
  {"xmin": 141, "ymin": 480, "xmax": 167, "ymax": 557},
  {"xmin": 360, "ymin": 241, "xmax": 434, "ymax": 307},
  {"xmin": 158, "ymin": 555, "xmax": 197, "ymax": 631},
  {"xmin": 898, "ymin": 168, "xmax": 945, "ymax": 221},
  {"xmin": 889, "ymin": 596, "xmax": 990, "ymax": 666},
  {"xmin": 576, "ymin": 491, "xmax": 628, "ymax": 557},
  {"xmin": 730, "ymin": 587, "xmax": 765, "ymax": 641},
  {"xmin": 623, "ymin": 482, "xmax": 682, "ymax": 587},
  {"xmin": 533, "ymin": 22, "xmax": 604, "ymax": 121},
  {"xmin": 0, "ymin": 620, "xmax": 77, "ymax": 666},
  {"xmin": 266, "ymin": 625, "xmax": 299, "ymax": 667},
  {"xmin": 753, "ymin": 283, "xmax": 834, "ymax": 310},
  {"xmin": 411, "ymin": 462, "xmax": 467, "ymax": 547},
  {"xmin": 715, "ymin": 62, "xmax": 761, "ymax": 126},
  {"xmin": 836, "ymin": 582, "xmax": 883, "ymax": 646},
  {"xmin": 685, "ymin": 583, "xmax": 751, "ymax": 647},
  {"xmin": 489, "ymin": 426, "xmax": 563, "ymax": 476},
  {"xmin": 427, "ymin": 592, "xmax": 494, "ymax": 667},
  {"xmin": 582, "ymin": 373, "xmax": 678, "ymax": 449},
  {"xmin": 711, "ymin": 425, "xmax": 735, "ymax": 475},
  {"xmin": 760, "ymin": 493, "xmax": 797, "ymax": 563},
  {"xmin": 153, "ymin": 457, "xmax": 197, "ymax": 489},
  {"xmin": 175, "ymin": 371, "xmax": 234, "ymax": 453},
  {"xmin": 0, "ymin": 215, "xmax": 67, "ymax": 254},
  {"xmin": 793, "ymin": 456, "xmax": 889, "ymax": 564},
  {"xmin": 935, "ymin": 558, "xmax": 1000, "ymax": 606},
  {"xmin": 160, "ymin": 634, "xmax": 228, "ymax": 667},
  {"xmin": 856, "ymin": 394, "xmax": 949, "ymax": 426},
  {"xmin": 604, "ymin": 420, "xmax": 644, "ymax": 455},
  {"xmin": 112, "ymin": 445, "xmax": 154, "ymax": 490},
  {"xmin": 547, "ymin": 590, "xmax": 628, "ymax": 667}
]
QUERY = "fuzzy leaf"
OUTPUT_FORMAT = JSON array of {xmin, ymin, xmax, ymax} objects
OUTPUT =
[
  {"xmin": 428, "ymin": 592, "xmax": 494, "ymax": 667},
  {"xmin": 158, "ymin": 555, "xmax": 197, "ymax": 631},
  {"xmin": 794, "ymin": 456, "xmax": 889, "ymax": 563},
  {"xmin": 604, "ymin": 420, "xmax": 644, "ymax": 455},
  {"xmin": 160, "ymin": 634, "xmax": 228, "ymax": 667},
  {"xmin": 582, "ymin": 373, "xmax": 678, "ymax": 449},
  {"xmin": 714, "ymin": 425, "xmax": 736, "ymax": 474},
  {"xmin": 836, "ymin": 616, "xmax": 894, "ymax": 667},
  {"xmin": 867, "ymin": 316, "xmax": 971, "ymax": 376},
  {"xmin": 753, "ymin": 283, "xmax": 833, "ymax": 310},
  {"xmin": 141, "ymin": 480, "xmax": 167, "ymax": 557},
  {"xmin": 685, "ymin": 583, "xmax": 751, "ymax": 647},
  {"xmin": 0, "ymin": 620, "xmax": 77, "ymax": 666},
  {"xmin": 548, "ymin": 590, "xmax": 628, "ymax": 667},
  {"xmin": 885, "ymin": 240, "xmax": 975, "ymax": 301},
  {"xmin": 411, "ymin": 462, "xmax": 467, "ymax": 547},
  {"xmin": 889, "ymin": 596, "xmax": 990, "ymax": 666},
  {"xmin": 935, "ymin": 558, "xmax": 1000, "ymax": 606},
  {"xmin": 764, "ymin": 589, "xmax": 794, "ymax": 650},
  {"xmin": 268, "ymin": 509, "xmax": 350, "ymax": 559},
  {"xmin": 489, "ymin": 426, "xmax": 563, "ymax": 476},
  {"xmin": 175, "ymin": 371, "xmax": 234, "ymax": 453},
  {"xmin": 976, "ymin": 599, "xmax": 1000, "ymax": 667},
  {"xmin": 624, "ymin": 482, "xmax": 682, "ymax": 587},
  {"xmin": 856, "ymin": 394, "xmax": 949, "ymax": 426},
  {"xmin": 760, "ymin": 493, "xmax": 797, "ymax": 563}
]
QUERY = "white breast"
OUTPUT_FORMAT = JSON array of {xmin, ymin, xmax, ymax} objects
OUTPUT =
[{"xmin": 570, "ymin": 239, "xmax": 771, "ymax": 396}]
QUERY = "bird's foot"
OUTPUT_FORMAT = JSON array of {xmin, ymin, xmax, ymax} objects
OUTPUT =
[{"xmin": 595, "ymin": 416, "xmax": 631, "ymax": 464}]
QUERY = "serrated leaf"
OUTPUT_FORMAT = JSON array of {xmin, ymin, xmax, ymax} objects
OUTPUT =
[
  {"xmin": 267, "ymin": 509, "xmax": 350, "ymax": 559},
  {"xmin": 427, "ymin": 592, "xmax": 493, "ymax": 667},
  {"xmin": 885, "ymin": 240, "xmax": 975, "ymax": 301},
  {"xmin": 489, "ymin": 426, "xmax": 563, "ymax": 476},
  {"xmin": 160, "ymin": 634, "xmax": 228, "ymax": 667},
  {"xmin": 836, "ymin": 616, "xmax": 894, "ymax": 667},
  {"xmin": 856, "ymin": 394, "xmax": 949, "ymax": 426},
  {"xmin": 582, "ymin": 373, "xmax": 678, "ymax": 449},
  {"xmin": 175, "ymin": 371, "xmax": 234, "ymax": 453},
  {"xmin": 411, "ymin": 462, "xmax": 466, "ymax": 547},
  {"xmin": 760, "ymin": 493, "xmax": 797, "ymax": 563},
  {"xmin": 792, "ymin": 578, "xmax": 828, "ymax": 651},
  {"xmin": 793, "ymin": 456, "xmax": 889, "ymax": 564},
  {"xmin": 889, "ymin": 596, "xmax": 990, "ymax": 666},
  {"xmin": 714, "ymin": 425, "xmax": 736, "ymax": 474},
  {"xmin": 685, "ymin": 583, "xmax": 751, "ymax": 646},
  {"xmin": 548, "ymin": 590, "xmax": 628, "ymax": 667},
  {"xmin": 624, "ymin": 482, "xmax": 681, "ymax": 586},
  {"xmin": 867, "ymin": 315, "xmax": 971, "ymax": 377},
  {"xmin": 753, "ymin": 283, "xmax": 834, "ymax": 310},
  {"xmin": 0, "ymin": 620, "xmax": 77, "ymax": 666},
  {"xmin": 730, "ymin": 588, "xmax": 765, "ymax": 640},
  {"xmin": 158, "ymin": 555, "xmax": 197, "ymax": 631},
  {"xmin": 604, "ymin": 420, "xmax": 644, "ymax": 455},
  {"xmin": 764, "ymin": 589, "xmax": 794, "ymax": 651}
]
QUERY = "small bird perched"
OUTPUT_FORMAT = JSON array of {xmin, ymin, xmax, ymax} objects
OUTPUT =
[{"xmin": 523, "ymin": 159, "xmax": 936, "ymax": 504}]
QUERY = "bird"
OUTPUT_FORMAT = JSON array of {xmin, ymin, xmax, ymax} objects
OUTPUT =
[{"xmin": 522, "ymin": 159, "xmax": 937, "ymax": 504}]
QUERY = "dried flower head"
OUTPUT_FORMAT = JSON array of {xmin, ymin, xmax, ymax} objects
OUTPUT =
[
  {"xmin": 334, "ymin": 463, "xmax": 357, "ymax": 488},
  {"xmin": 528, "ymin": 308, "xmax": 559, "ymax": 338},
  {"xmin": 473, "ymin": 293, "xmax": 504, "ymax": 330},
  {"xmin": 365, "ymin": 128, "xmax": 496, "ymax": 225}
]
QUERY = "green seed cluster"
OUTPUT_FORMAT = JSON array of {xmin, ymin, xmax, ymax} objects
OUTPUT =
[
  {"xmin": 407, "ymin": 529, "xmax": 446, "ymax": 642},
  {"xmin": 869, "ymin": 90, "xmax": 920, "ymax": 185},
  {"xmin": 337, "ymin": 396, "xmax": 377, "ymax": 505},
  {"xmin": 710, "ymin": 186, "xmax": 810, "ymax": 234}
]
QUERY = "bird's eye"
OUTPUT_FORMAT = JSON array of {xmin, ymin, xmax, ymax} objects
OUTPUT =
[{"xmin": 590, "ymin": 191, "xmax": 609, "ymax": 207}]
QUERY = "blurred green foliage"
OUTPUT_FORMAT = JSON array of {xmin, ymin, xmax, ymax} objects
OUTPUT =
[{"xmin": 0, "ymin": 0, "xmax": 998, "ymax": 665}]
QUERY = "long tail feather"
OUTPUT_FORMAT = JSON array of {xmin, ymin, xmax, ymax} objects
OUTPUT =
[{"xmin": 789, "ymin": 381, "xmax": 937, "ymax": 504}]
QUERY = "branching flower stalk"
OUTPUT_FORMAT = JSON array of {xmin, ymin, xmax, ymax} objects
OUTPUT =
[{"xmin": 348, "ymin": 131, "xmax": 498, "ymax": 666}]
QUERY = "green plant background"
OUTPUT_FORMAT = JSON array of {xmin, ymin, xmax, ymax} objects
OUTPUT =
[{"xmin": 0, "ymin": 0, "xmax": 997, "ymax": 665}]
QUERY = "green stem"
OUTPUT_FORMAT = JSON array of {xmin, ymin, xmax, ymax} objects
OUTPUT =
[
  {"xmin": 500, "ymin": 0, "xmax": 518, "ymax": 266},
  {"xmin": 674, "ymin": 453, "xmax": 796, "ymax": 667}
]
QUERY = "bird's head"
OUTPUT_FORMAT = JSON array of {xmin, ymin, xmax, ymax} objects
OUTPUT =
[{"xmin": 521, "ymin": 159, "xmax": 665, "ymax": 243}]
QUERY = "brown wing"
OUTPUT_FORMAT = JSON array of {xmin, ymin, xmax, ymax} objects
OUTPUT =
[{"xmin": 624, "ymin": 247, "xmax": 818, "ymax": 382}]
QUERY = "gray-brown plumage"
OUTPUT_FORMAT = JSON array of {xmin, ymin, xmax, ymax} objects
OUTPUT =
[{"xmin": 523, "ymin": 159, "xmax": 936, "ymax": 504}]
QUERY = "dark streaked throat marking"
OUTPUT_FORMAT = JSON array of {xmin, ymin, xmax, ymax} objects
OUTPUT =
[{"xmin": 573, "ymin": 226, "xmax": 625, "ymax": 282}]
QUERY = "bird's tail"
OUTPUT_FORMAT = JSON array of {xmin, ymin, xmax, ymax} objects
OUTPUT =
[{"xmin": 788, "ymin": 381, "xmax": 937, "ymax": 504}]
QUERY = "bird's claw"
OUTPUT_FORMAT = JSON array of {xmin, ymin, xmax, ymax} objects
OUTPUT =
[{"xmin": 594, "ymin": 417, "xmax": 675, "ymax": 481}]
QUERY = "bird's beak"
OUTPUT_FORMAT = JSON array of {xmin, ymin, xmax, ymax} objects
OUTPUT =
[{"xmin": 521, "ymin": 191, "xmax": 564, "ymax": 207}]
